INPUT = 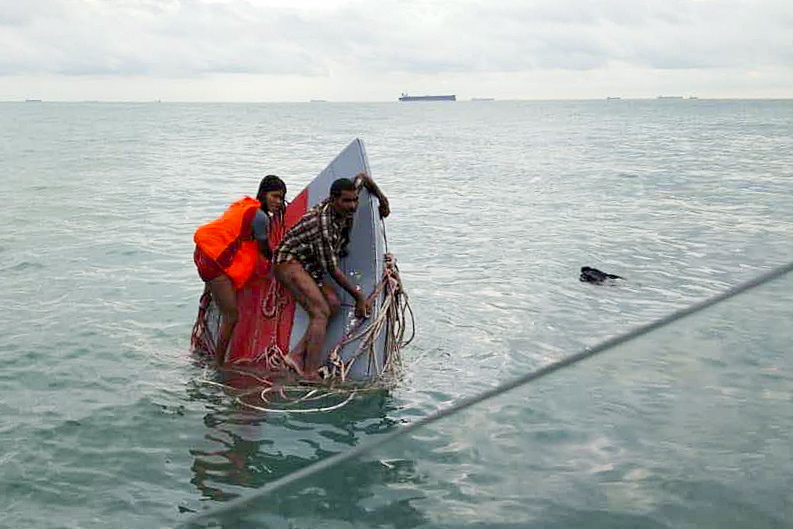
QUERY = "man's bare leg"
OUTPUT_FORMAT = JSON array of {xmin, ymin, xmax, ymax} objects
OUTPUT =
[
  {"xmin": 301, "ymin": 283, "xmax": 342, "ymax": 374},
  {"xmin": 320, "ymin": 283, "xmax": 341, "ymax": 318},
  {"xmin": 207, "ymin": 274, "xmax": 237, "ymax": 365},
  {"xmin": 281, "ymin": 284, "xmax": 339, "ymax": 374},
  {"xmin": 274, "ymin": 262, "xmax": 331, "ymax": 377}
]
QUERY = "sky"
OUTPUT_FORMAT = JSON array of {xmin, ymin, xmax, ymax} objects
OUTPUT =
[{"xmin": 1, "ymin": 0, "xmax": 791, "ymax": 102}]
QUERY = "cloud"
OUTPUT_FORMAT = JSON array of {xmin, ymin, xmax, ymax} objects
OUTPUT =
[
  {"xmin": 0, "ymin": 0, "xmax": 791, "ymax": 81},
  {"xmin": 0, "ymin": 0, "xmax": 331, "ymax": 76},
  {"xmin": 371, "ymin": 0, "xmax": 793, "ymax": 72}
]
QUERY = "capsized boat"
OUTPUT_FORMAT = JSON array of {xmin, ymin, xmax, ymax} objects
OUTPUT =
[{"xmin": 191, "ymin": 139, "xmax": 412, "ymax": 384}]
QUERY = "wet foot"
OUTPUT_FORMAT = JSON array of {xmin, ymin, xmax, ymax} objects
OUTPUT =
[
  {"xmin": 302, "ymin": 370, "xmax": 322, "ymax": 382},
  {"xmin": 281, "ymin": 353, "xmax": 305, "ymax": 376}
]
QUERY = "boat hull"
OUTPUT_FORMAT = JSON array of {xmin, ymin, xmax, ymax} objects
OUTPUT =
[
  {"xmin": 399, "ymin": 95, "xmax": 456, "ymax": 101},
  {"xmin": 194, "ymin": 139, "xmax": 389, "ymax": 382}
]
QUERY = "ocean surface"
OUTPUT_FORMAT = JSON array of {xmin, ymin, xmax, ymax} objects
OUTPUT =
[{"xmin": 1, "ymin": 99, "xmax": 792, "ymax": 529}]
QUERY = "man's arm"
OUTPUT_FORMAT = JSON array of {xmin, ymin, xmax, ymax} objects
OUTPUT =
[
  {"xmin": 353, "ymin": 172, "xmax": 390, "ymax": 218},
  {"xmin": 329, "ymin": 266, "xmax": 371, "ymax": 318},
  {"xmin": 316, "ymin": 205, "xmax": 370, "ymax": 318}
]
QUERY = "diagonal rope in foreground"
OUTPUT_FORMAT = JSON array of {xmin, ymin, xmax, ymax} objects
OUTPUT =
[{"xmin": 179, "ymin": 259, "xmax": 793, "ymax": 528}]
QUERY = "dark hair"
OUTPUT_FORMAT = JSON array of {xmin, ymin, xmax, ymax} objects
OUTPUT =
[
  {"xmin": 329, "ymin": 178, "xmax": 356, "ymax": 198},
  {"xmin": 256, "ymin": 174, "xmax": 287, "ymax": 213}
]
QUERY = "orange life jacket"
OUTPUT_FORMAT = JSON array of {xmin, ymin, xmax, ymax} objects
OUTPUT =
[{"xmin": 194, "ymin": 197, "xmax": 261, "ymax": 289}]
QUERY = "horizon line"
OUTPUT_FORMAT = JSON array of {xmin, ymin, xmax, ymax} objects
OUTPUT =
[{"xmin": 5, "ymin": 96, "xmax": 793, "ymax": 104}]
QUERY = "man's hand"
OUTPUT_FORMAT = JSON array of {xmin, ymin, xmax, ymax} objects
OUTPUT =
[
  {"xmin": 377, "ymin": 195, "xmax": 390, "ymax": 218},
  {"xmin": 355, "ymin": 296, "xmax": 372, "ymax": 319},
  {"xmin": 353, "ymin": 172, "xmax": 390, "ymax": 218},
  {"xmin": 353, "ymin": 171, "xmax": 371, "ymax": 188}
]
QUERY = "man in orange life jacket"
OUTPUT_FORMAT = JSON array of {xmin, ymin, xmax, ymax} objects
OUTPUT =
[
  {"xmin": 273, "ymin": 172, "xmax": 389, "ymax": 377},
  {"xmin": 193, "ymin": 175, "xmax": 287, "ymax": 364}
]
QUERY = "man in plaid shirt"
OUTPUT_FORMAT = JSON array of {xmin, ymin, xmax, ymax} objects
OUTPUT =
[{"xmin": 274, "ymin": 172, "xmax": 390, "ymax": 377}]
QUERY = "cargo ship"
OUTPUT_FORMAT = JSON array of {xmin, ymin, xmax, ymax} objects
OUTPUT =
[{"xmin": 399, "ymin": 93, "xmax": 456, "ymax": 102}]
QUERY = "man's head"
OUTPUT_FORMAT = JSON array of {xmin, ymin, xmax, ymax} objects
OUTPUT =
[{"xmin": 329, "ymin": 178, "xmax": 358, "ymax": 219}]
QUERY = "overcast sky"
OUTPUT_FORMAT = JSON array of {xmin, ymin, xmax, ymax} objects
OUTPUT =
[{"xmin": 1, "ymin": 0, "xmax": 791, "ymax": 101}]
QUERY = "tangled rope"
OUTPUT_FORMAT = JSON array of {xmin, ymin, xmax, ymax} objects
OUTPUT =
[
  {"xmin": 196, "ymin": 366, "xmax": 359, "ymax": 414},
  {"xmin": 192, "ymin": 251, "xmax": 414, "ymax": 413},
  {"xmin": 189, "ymin": 288, "xmax": 219, "ymax": 361},
  {"xmin": 321, "ymin": 253, "xmax": 414, "ymax": 384}
]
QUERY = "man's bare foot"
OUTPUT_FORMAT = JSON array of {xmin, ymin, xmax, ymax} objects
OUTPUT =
[
  {"xmin": 282, "ymin": 352, "xmax": 306, "ymax": 376},
  {"xmin": 302, "ymin": 369, "xmax": 322, "ymax": 382}
]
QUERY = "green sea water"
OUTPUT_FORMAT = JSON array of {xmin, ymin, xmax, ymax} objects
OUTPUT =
[{"xmin": 1, "ymin": 100, "xmax": 791, "ymax": 528}]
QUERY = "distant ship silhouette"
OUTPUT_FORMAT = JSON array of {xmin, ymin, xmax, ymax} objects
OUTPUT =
[{"xmin": 399, "ymin": 93, "xmax": 456, "ymax": 102}]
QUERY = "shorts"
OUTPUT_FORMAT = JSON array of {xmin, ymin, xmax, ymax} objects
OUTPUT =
[
  {"xmin": 274, "ymin": 257, "xmax": 325, "ymax": 286},
  {"xmin": 194, "ymin": 246, "xmax": 224, "ymax": 283}
]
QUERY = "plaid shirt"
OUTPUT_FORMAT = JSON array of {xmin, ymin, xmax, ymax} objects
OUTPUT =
[{"xmin": 274, "ymin": 199, "xmax": 351, "ymax": 282}]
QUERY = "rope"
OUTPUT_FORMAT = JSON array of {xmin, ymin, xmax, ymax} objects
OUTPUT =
[
  {"xmin": 192, "ymin": 251, "xmax": 414, "ymax": 414},
  {"xmin": 252, "ymin": 276, "xmax": 289, "ymax": 370},
  {"xmin": 238, "ymin": 387, "xmax": 357, "ymax": 414},
  {"xmin": 189, "ymin": 288, "xmax": 219, "ymax": 360},
  {"xmin": 320, "ymin": 253, "xmax": 413, "ymax": 384},
  {"xmin": 195, "ymin": 367, "xmax": 358, "ymax": 414},
  {"xmin": 179, "ymin": 259, "xmax": 793, "ymax": 528}
]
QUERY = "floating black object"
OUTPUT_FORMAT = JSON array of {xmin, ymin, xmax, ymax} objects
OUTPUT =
[{"xmin": 580, "ymin": 266, "xmax": 624, "ymax": 284}]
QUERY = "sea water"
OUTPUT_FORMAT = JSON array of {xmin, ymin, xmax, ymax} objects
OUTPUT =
[{"xmin": 1, "ymin": 100, "xmax": 792, "ymax": 528}]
